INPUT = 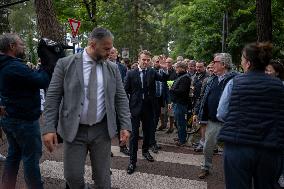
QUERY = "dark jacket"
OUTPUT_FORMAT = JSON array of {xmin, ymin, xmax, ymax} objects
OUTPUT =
[
  {"xmin": 0, "ymin": 54, "xmax": 50, "ymax": 121},
  {"xmin": 116, "ymin": 61, "xmax": 127, "ymax": 83},
  {"xmin": 192, "ymin": 71, "xmax": 209, "ymax": 114},
  {"xmin": 124, "ymin": 67, "xmax": 168, "ymax": 116},
  {"xmin": 198, "ymin": 72, "xmax": 237, "ymax": 123},
  {"xmin": 218, "ymin": 72, "xmax": 284, "ymax": 150},
  {"xmin": 168, "ymin": 68, "xmax": 177, "ymax": 81},
  {"xmin": 170, "ymin": 72, "xmax": 191, "ymax": 105}
]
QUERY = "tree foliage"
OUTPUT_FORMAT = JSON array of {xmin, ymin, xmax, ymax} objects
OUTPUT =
[
  {"xmin": 8, "ymin": 0, "xmax": 38, "ymax": 63},
  {"xmin": 167, "ymin": 0, "xmax": 284, "ymax": 64},
  {"xmin": 4, "ymin": 0, "xmax": 284, "ymax": 64}
]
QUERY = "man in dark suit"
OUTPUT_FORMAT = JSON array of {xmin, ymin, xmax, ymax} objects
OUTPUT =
[
  {"xmin": 125, "ymin": 50, "xmax": 168, "ymax": 174},
  {"xmin": 109, "ymin": 47, "xmax": 130, "ymax": 156}
]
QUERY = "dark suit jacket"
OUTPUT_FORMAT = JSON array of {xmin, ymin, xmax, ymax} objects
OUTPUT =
[
  {"xmin": 124, "ymin": 67, "xmax": 168, "ymax": 116},
  {"xmin": 116, "ymin": 61, "xmax": 127, "ymax": 82}
]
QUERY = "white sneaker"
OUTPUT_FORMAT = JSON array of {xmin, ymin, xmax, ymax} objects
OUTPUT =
[
  {"xmin": 0, "ymin": 153, "xmax": 6, "ymax": 161},
  {"xmin": 279, "ymin": 174, "xmax": 284, "ymax": 188}
]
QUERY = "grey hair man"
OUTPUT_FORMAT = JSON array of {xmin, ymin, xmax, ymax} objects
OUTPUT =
[
  {"xmin": 188, "ymin": 60, "xmax": 196, "ymax": 77},
  {"xmin": 196, "ymin": 53, "xmax": 237, "ymax": 179},
  {"xmin": 176, "ymin": 56, "xmax": 184, "ymax": 63},
  {"xmin": 42, "ymin": 27, "xmax": 132, "ymax": 189}
]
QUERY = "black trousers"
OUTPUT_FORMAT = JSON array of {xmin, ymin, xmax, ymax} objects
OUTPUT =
[
  {"xmin": 129, "ymin": 99, "xmax": 155, "ymax": 164},
  {"xmin": 150, "ymin": 96, "xmax": 163, "ymax": 146}
]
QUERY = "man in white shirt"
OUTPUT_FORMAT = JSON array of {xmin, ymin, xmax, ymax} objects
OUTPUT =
[{"xmin": 42, "ymin": 27, "xmax": 132, "ymax": 189}]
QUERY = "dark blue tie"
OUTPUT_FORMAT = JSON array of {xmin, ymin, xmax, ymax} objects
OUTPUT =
[{"xmin": 142, "ymin": 70, "xmax": 147, "ymax": 97}]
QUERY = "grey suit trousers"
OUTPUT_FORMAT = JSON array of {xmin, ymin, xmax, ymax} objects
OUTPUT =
[{"xmin": 63, "ymin": 118, "xmax": 111, "ymax": 189}]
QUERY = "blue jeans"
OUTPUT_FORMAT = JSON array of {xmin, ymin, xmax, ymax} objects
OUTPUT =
[
  {"xmin": 1, "ymin": 117, "xmax": 43, "ymax": 189},
  {"xmin": 223, "ymin": 142, "xmax": 282, "ymax": 189},
  {"xmin": 173, "ymin": 103, "xmax": 187, "ymax": 144}
]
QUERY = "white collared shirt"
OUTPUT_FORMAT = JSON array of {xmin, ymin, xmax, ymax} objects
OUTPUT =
[
  {"xmin": 138, "ymin": 66, "xmax": 147, "ymax": 99},
  {"xmin": 80, "ymin": 49, "xmax": 105, "ymax": 125}
]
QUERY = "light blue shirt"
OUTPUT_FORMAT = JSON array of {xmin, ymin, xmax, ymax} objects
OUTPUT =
[{"xmin": 216, "ymin": 79, "xmax": 234, "ymax": 122}]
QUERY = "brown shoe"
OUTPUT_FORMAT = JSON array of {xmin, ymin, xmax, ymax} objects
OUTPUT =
[{"xmin": 198, "ymin": 170, "xmax": 209, "ymax": 179}]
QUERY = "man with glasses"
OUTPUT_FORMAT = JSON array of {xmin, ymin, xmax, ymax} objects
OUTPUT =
[{"xmin": 196, "ymin": 53, "xmax": 236, "ymax": 179}]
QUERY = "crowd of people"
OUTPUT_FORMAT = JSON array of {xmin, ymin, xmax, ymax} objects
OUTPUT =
[{"xmin": 0, "ymin": 27, "xmax": 284, "ymax": 189}]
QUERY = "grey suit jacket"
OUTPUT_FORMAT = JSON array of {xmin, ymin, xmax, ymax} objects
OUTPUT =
[{"xmin": 41, "ymin": 53, "xmax": 132, "ymax": 142}]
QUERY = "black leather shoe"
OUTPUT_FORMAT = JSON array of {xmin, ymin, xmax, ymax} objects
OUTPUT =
[
  {"xmin": 127, "ymin": 163, "xmax": 136, "ymax": 174},
  {"xmin": 151, "ymin": 144, "xmax": 161, "ymax": 153},
  {"xmin": 151, "ymin": 145, "xmax": 158, "ymax": 153},
  {"xmin": 142, "ymin": 151, "xmax": 154, "ymax": 162},
  {"xmin": 120, "ymin": 146, "xmax": 130, "ymax": 156},
  {"xmin": 155, "ymin": 144, "xmax": 162, "ymax": 150}
]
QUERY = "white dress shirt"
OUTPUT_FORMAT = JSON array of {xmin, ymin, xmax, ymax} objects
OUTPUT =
[
  {"xmin": 138, "ymin": 66, "xmax": 147, "ymax": 99},
  {"xmin": 80, "ymin": 49, "xmax": 106, "ymax": 125}
]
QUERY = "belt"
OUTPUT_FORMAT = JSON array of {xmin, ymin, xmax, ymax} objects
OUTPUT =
[{"xmin": 79, "ymin": 115, "xmax": 107, "ymax": 127}]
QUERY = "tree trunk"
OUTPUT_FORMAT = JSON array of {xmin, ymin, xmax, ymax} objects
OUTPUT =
[
  {"xmin": 34, "ymin": 0, "xmax": 64, "ymax": 43},
  {"xmin": 82, "ymin": 0, "xmax": 98, "ymax": 27},
  {"xmin": 0, "ymin": 0, "xmax": 11, "ymax": 34},
  {"xmin": 256, "ymin": 0, "xmax": 272, "ymax": 42}
]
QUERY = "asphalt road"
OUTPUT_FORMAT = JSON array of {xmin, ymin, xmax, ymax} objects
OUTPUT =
[{"xmin": 0, "ymin": 128, "xmax": 225, "ymax": 189}]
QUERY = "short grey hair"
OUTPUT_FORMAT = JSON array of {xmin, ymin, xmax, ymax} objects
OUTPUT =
[
  {"xmin": 0, "ymin": 33, "xmax": 19, "ymax": 53},
  {"xmin": 88, "ymin": 27, "xmax": 114, "ymax": 41},
  {"xmin": 214, "ymin": 53, "xmax": 234, "ymax": 71},
  {"xmin": 176, "ymin": 62, "xmax": 188, "ymax": 70}
]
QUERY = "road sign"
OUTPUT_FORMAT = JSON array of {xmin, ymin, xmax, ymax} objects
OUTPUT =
[
  {"xmin": 70, "ymin": 36, "xmax": 79, "ymax": 44},
  {"xmin": 68, "ymin": 18, "xmax": 81, "ymax": 37}
]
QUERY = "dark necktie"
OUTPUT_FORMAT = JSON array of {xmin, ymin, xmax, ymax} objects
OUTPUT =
[
  {"xmin": 156, "ymin": 70, "xmax": 163, "ymax": 97},
  {"xmin": 87, "ymin": 62, "xmax": 97, "ymax": 125},
  {"xmin": 142, "ymin": 70, "xmax": 147, "ymax": 98}
]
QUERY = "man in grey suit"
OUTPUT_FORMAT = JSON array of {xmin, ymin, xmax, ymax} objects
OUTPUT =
[{"xmin": 42, "ymin": 27, "xmax": 132, "ymax": 189}]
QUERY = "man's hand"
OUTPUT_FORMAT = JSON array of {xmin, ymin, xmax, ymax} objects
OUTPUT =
[
  {"xmin": 43, "ymin": 132, "xmax": 58, "ymax": 153},
  {"xmin": 192, "ymin": 115, "xmax": 198, "ymax": 124},
  {"xmin": 168, "ymin": 103, "xmax": 172, "ymax": 111},
  {"xmin": 120, "ymin": 129, "xmax": 130, "ymax": 146}
]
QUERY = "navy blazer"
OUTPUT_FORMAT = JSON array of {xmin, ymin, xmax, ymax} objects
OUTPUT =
[{"xmin": 124, "ymin": 67, "xmax": 168, "ymax": 116}]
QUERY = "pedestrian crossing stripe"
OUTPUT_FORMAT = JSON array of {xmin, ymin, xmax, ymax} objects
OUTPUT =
[
  {"xmin": 40, "ymin": 160, "xmax": 207, "ymax": 189},
  {"xmin": 111, "ymin": 146, "xmax": 203, "ymax": 167}
]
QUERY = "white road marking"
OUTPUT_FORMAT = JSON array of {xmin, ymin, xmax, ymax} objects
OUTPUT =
[
  {"xmin": 111, "ymin": 146, "xmax": 203, "ymax": 167},
  {"xmin": 40, "ymin": 160, "xmax": 207, "ymax": 189}
]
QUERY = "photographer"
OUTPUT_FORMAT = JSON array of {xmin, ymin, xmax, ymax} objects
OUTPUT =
[{"xmin": 0, "ymin": 33, "xmax": 50, "ymax": 189}]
